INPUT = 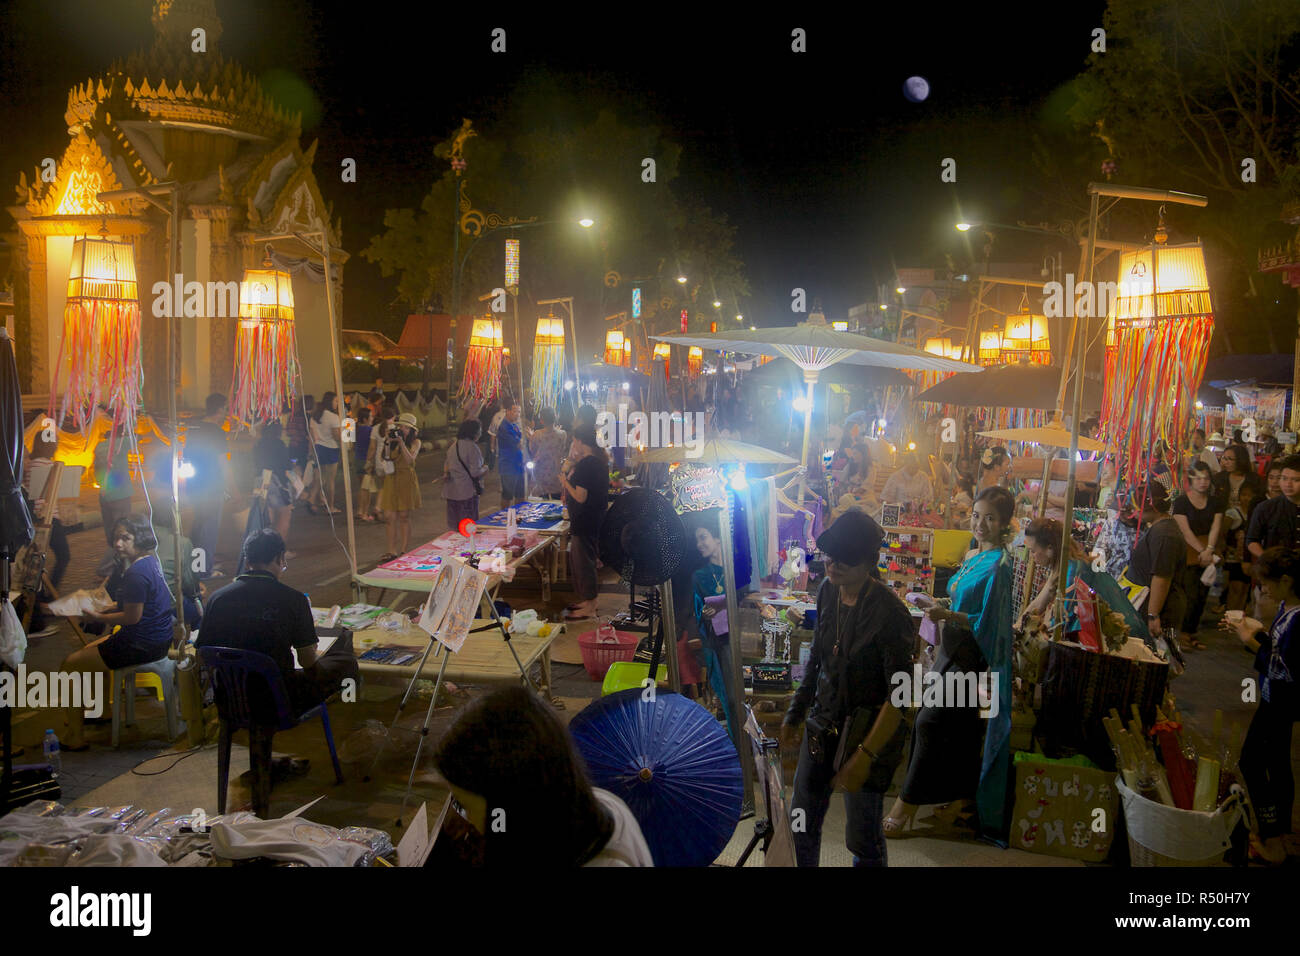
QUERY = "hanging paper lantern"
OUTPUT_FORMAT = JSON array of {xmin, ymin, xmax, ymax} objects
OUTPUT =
[
  {"xmin": 231, "ymin": 257, "xmax": 297, "ymax": 425},
  {"xmin": 923, "ymin": 336, "xmax": 953, "ymax": 357},
  {"xmin": 54, "ymin": 236, "xmax": 141, "ymax": 449},
  {"xmin": 623, "ymin": 336, "xmax": 634, "ymax": 369},
  {"xmin": 1101, "ymin": 239, "xmax": 1213, "ymax": 487},
  {"xmin": 653, "ymin": 342, "xmax": 671, "ymax": 379},
  {"xmin": 688, "ymin": 346, "xmax": 704, "ymax": 377},
  {"xmin": 604, "ymin": 329, "xmax": 625, "ymax": 366},
  {"xmin": 978, "ymin": 329, "xmax": 1003, "ymax": 365},
  {"xmin": 458, "ymin": 316, "xmax": 503, "ymax": 406},
  {"xmin": 1001, "ymin": 310, "xmax": 1050, "ymax": 365},
  {"xmin": 531, "ymin": 315, "xmax": 565, "ymax": 411}
]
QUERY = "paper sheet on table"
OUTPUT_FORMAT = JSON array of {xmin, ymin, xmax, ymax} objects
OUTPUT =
[
  {"xmin": 705, "ymin": 594, "xmax": 729, "ymax": 636},
  {"xmin": 293, "ymin": 635, "xmax": 337, "ymax": 670},
  {"xmin": 48, "ymin": 588, "xmax": 115, "ymax": 617}
]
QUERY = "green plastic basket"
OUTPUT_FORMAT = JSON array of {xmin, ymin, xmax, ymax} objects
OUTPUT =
[{"xmin": 601, "ymin": 661, "xmax": 668, "ymax": 696}]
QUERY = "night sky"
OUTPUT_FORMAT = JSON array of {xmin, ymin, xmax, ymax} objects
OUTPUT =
[{"xmin": 2, "ymin": 0, "xmax": 1109, "ymax": 335}]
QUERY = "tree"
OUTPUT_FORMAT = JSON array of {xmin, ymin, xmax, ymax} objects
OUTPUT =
[
  {"xmin": 1066, "ymin": 0, "xmax": 1300, "ymax": 353},
  {"xmin": 362, "ymin": 73, "xmax": 749, "ymax": 345}
]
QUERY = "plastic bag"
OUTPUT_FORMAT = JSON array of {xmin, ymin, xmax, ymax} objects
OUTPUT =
[
  {"xmin": 508, "ymin": 609, "xmax": 539, "ymax": 635},
  {"xmin": 0, "ymin": 598, "xmax": 26, "ymax": 668}
]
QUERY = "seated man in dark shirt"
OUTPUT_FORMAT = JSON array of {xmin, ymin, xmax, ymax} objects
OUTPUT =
[{"xmin": 197, "ymin": 529, "xmax": 358, "ymax": 716}]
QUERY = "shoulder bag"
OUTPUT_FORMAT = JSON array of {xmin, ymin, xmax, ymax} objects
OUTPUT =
[{"xmin": 456, "ymin": 441, "xmax": 484, "ymax": 496}]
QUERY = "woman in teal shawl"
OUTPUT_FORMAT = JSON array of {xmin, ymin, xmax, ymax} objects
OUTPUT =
[
  {"xmin": 885, "ymin": 486, "xmax": 1015, "ymax": 845},
  {"xmin": 1020, "ymin": 517, "xmax": 1149, "ymax": 643},
  {"xmin": 692, "ymin": 520, "xmax": 736, "ymax": 740}
]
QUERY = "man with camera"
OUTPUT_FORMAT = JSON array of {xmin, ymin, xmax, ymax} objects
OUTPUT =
[{"xmin": 781, "ymin": 510, "xmax": 913, "ymax": 866}]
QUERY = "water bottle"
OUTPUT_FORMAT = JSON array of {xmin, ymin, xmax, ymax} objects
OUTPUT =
[{"xmin": 42, "ymin": 729, "xmax": 61, "ymax": 775}]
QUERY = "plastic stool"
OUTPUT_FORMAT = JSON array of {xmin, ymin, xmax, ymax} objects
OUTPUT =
[
  {"xmin": 111, "ymin": 657, "xmax": 181, "ymax": 748},
  {"xmin": 134, "ymin": 671, "xmax": 165, "ymax": 700}
]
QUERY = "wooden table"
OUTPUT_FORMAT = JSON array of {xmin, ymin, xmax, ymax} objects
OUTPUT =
[
  {"xmin": 352, "ymin": 618, "xmax": 559, "ymax": 698},
  {"xmin": 354, "ymin": 529, "xmax": 558, "ymax": 612}
]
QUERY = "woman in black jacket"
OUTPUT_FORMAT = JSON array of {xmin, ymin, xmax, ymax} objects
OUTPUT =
[{"xmin": 780, "ymin": 510, "xmax": 914, "ymax": 867}]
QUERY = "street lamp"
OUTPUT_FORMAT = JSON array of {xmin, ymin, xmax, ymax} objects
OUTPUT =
[
  {"xmin": 578, "ymin": 218, "xmax": 594, "ymax": 228},
  {"xmin": 955, "ymin": 222, "xmax": 973, "ymax": 232},
  {"xmin": 676, "ymin": 275, "xmax": 688, "ymax": 284}
]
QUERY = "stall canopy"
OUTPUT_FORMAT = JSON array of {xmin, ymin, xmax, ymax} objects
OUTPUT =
[
  {"xmin": 917, "ymin": 362, "xmax": 1103, "ymax": 410},
  {"xmin": 740, "ymin": 356, "xmax": 914, "ymax": 391}
]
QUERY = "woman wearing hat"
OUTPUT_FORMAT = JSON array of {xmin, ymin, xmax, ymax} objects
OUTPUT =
[
  {"xmin": 378, "ymin": 412, "xmax": 422, "ymax": 563},
  {"xmin": 780, "ymin": 510, "xmax": 914, "ymax": 866}
]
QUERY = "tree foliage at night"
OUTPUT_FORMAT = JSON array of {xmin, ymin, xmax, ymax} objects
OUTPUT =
[
  {"xmin": 1067, "ymin": 0, "xmax": 1300, "ymax": 352},
  {"xmin": 362, "ymin": 72, "xmax": 749, "ymax": 334}
]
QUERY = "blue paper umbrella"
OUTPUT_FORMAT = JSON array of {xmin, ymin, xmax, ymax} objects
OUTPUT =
[{"xmin": 569, "ymin": 690, "xmax": 742, "ymax": 866}]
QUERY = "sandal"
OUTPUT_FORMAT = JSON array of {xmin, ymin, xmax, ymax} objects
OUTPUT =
[
  {"xmin": 1186, "ymin": 638, "xmax": 1208, "ymax": 650},
  {"xmin": 883, "ymin": 801, "xmax": 918, "ymax": 837},
  {"xmin": 377, "ymin": 553, "xmax": 398, "ymax": 564},
  {"xmin": 361, "ymin": 514, "xmax": 377, "ymax": 523}
]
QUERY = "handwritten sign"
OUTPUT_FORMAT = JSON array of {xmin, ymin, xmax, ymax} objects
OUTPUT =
[{"xmin": 671, "ymin": 465, "xmax": 727, "ymax": 514}]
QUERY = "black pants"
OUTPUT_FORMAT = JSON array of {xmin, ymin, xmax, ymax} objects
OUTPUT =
[
  {"xmin": 47, "ymin": 518, "xmax": 69, "ymax": 590},
  {"xmin": 1239, "ymin": 698, "xmax": 1296, "ymax": 840},
  {"xmin": 1179, "ymin": 563, "xmax": 1209, "ymax": 634},
  {"xmin": 287, "ymin": 632, "xmax": 360, "ymax": 714},
  {"xmin": 569, "ymin": 534, "xmax": 599, "ymax": 602}
]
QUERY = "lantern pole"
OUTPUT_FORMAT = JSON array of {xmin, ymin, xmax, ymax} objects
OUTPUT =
[
  {"xmin": 98, "ymin": 183, "xmax": 188, "ymax": 647},
  {"xmin": 1054, "ymin": 183, "xmax": 1209, "ymax": 620},
  {"xmin": 253, "ymin": 231, "xmax": 359, "ymax": 587}
]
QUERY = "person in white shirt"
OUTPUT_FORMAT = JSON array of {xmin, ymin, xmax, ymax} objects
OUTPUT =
[
  {"xmin": 308, "ymin": 391, "xmax": 343, "ymax": 514},
  {"xmin": 881, "ymin": 453, "xmax": 933, "ymax": 509},
  {"xmin": 432, "ymin": 687, "xmax": 654, "ymax": 867}
]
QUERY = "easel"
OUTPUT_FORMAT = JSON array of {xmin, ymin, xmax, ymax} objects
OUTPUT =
[
  {"xmin": 17, "ymin": 461, "xmax": 91, "ymax": 646},
  {"xmin": 735, "ymin": 706, "xmax": 795, "ymax": 866},
  {"xmin": 360, "ymin": 568, "xmax": 540, "ymax": 827}
]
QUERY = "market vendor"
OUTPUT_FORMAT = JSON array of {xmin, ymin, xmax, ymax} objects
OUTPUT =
[
  {"xmin": 1019, "ymin": 517, "xmax": 1148, "ymax": 643},
  {"xmin": 887, "ymin": 486, "xmax": 1015, "ymax": 844},
  {"xmin": 781, "ymin": 510, "xmax": 913, "ymax": 867},
  {"xmin": 880, "ymin": 452, "xmax": 932, "ymax": 508},
  {"xmin": 60, "ymin": 515, "xmax": 176, "ymax": 751},
  {"xmin": 690, "ymin": 517, "xmax": 742, "ymax": 740},
  {"xmin": 561, "ymin": 424, "xmax": 609, "ymax": 621}
]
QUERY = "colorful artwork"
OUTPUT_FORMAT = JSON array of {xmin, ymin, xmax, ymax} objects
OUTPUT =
[{"xmin": 418, "ymin": 560, "xmax": 489, "ymax": 653}]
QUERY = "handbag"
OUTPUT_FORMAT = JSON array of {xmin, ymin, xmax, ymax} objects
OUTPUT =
[
  {"xmin": 832, "ymin": 706, "xmax": 876, "ymax": 773},
  {"xmin": 456, "ymin": 441, "xmax": 484, "ymax": 496}
]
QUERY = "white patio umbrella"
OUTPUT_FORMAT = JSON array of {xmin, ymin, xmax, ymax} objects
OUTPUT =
[{"xmin": 652, "ymin": 323, "xmax": 979, "ymax": 500}]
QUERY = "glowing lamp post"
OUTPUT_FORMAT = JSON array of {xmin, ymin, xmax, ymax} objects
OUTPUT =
[{"xmin": 232, "ymin": 253, "xmax": 297, "ymax": 424}]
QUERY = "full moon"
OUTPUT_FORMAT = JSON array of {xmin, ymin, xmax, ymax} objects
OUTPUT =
[{"xmin": 904, "ymin": 76, "xmax": 930, "ymax": 102}]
